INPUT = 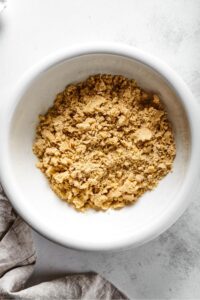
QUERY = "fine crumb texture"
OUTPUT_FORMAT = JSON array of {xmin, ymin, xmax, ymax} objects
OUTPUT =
[{"xmin": 33, "ymin": 74, "xmax": 176, "ymax": 211}]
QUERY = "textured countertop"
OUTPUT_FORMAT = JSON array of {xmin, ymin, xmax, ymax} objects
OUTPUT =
[{"xmin": 0, "ymin": 0, "xmax": 200, "ymax": 299}]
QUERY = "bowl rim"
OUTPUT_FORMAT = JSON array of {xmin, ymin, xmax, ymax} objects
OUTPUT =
[{"xmin": 0, "ymin": 42, "xmax": 200, "ymax": 251}]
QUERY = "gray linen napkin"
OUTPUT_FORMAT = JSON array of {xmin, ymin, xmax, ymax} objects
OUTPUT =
[{"xmin": 0, "ymin": 184, "xmax": 128, "ymax": 299}]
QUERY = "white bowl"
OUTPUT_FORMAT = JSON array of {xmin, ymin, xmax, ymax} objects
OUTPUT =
[{"xmin": 0, "ymin": 43, "xmax": 199, "ymax": 251}]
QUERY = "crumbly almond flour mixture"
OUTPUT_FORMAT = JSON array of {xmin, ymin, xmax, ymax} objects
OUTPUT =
[{"xmin": 33, "ymin": 74, "xmax": 176, "ymax": 211}]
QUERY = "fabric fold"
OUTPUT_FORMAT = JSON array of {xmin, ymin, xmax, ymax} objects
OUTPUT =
[{"xmin": 0, "ymin": 184, "xmax": 128, "ymax": 299}]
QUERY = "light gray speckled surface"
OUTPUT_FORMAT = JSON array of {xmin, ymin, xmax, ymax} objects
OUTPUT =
[{"xmin": 0, "ymin": 0, "xmax": 200, "ymax": 299}]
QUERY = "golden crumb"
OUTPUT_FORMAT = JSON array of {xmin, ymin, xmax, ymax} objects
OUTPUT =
[{"xmin": 33, "ymin": 74, "xmax": 176, "ymax": 211}]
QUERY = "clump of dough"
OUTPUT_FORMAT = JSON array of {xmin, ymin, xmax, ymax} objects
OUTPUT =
[{"xmin": 33, "ymin": 74, "xmax": 176, "ymax": 211}]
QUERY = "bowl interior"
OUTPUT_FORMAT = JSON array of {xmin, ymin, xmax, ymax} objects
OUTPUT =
[{"xmin": 8, "ymin": 53, "xmax": 190, "ymax": 250}]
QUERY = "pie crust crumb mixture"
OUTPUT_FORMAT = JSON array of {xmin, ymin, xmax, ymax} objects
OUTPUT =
[{"xmin": 33, "ymin": 74, "xmax": 176, "ymax": 211}]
